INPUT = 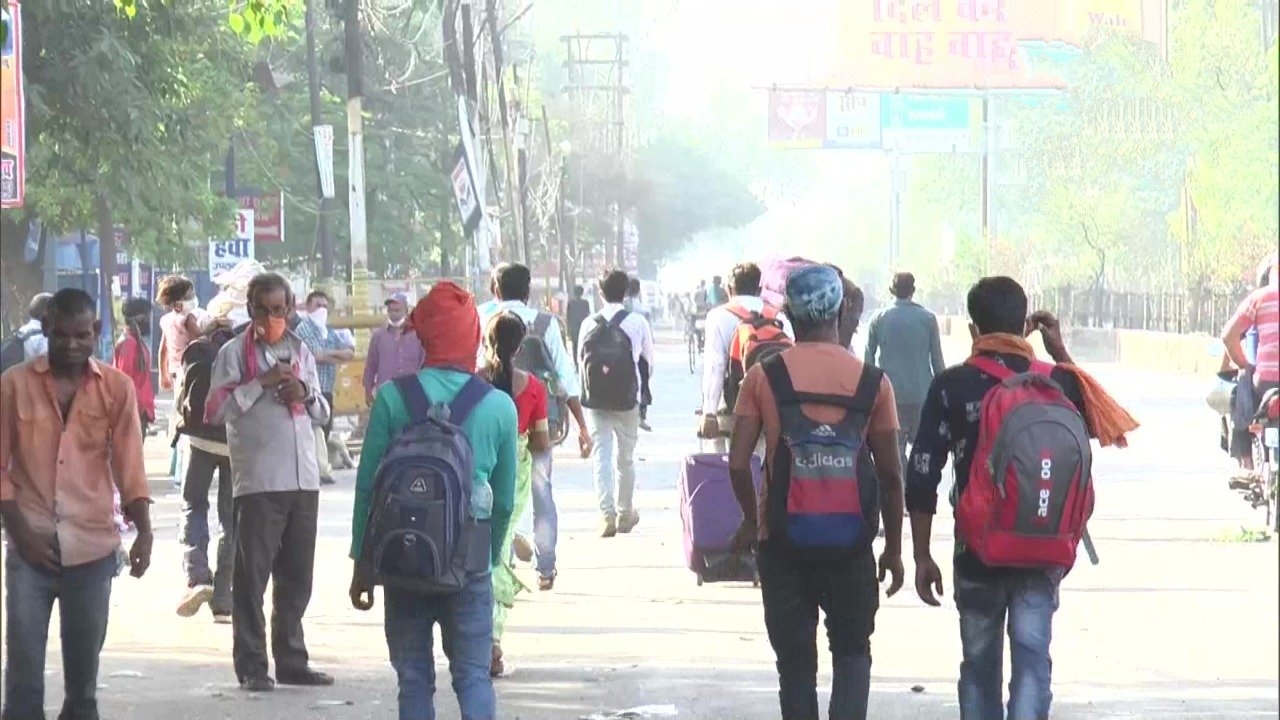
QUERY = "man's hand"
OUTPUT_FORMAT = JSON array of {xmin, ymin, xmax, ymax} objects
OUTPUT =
[
  {"xmin": 350, "ymin": 566, "xmax": 375, "ymax": 611},
  {"xmin": 698, "ymin": 413, "xmax": 720, "ymax": 440},
  {"xmin": 878, "ymin": 549, "xmax": 905, "ymax": 597},
  {"xmin": 276, "ymin": 378, "xmax": 308, "ymax": 405},
  {"xmin": 1027, "ymin": 310, "xmax": 1068, "ymax": 359},
  {"xmin": 914, "ymin": 554, "xmax": 945, "ymax": 607},
  {"xmin": 128, "ymin": 531, "xmax": 153, "ymax": 578},
  {"xmin": 728, "ymin": 519, "xmax": 758, "ymax": 555},
  {"xmin": 15, "ymin": 531, "xmax": 59, "ymax": 573},
  {"xmin": 260, "ymin": 361, "xmax": 294, "ymax": 389},
  {"xmin": 333, "ymin": 349, "xmax": 356, "ymax": 362},
  {"xmin": 365, "ymin": 391, "xmax": 375, "ymax": 407},
  {"xmin": 577, "ymin": 425, "xmax": 593, "ymax": 459}
]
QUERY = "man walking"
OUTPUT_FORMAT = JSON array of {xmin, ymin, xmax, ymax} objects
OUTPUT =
[
  {"xmin": 1, "ymin": 288, "xmax": 154, "ymax": 720},
  {"xmin": 865, "ymin": 272, "xmax": 945, "ymax": 470},
  {"xmin": 479, "ymin": 263, "xmax": 590, "ymax": 590},
  {"xmin": 349, "ymin": 281, "xmax": 517, "ymax": 720},
  {"xmin": 578, "ymin": 270, "xmax": 655, "ymax": 537},
  {"xmin": 296, "ymin": 290, "xmax": 355, "ymax": 485},
  {"xmin": 207, "ymin": 273, "xmax": 334, "ymax": 692},
  {"xmin": 565, "ymin": 285, "xmax": 591, "ymax": 363},
  {"xmin": 362, "ymin": 291, "xmax": 424, "ymax": 404},
  {"xmin": 728, "ymin": 265, "xmax": 903, "ymax": 720},
  {"xmin": 19, "ymin": 292, "xmax": 51, "ymax": 360}
]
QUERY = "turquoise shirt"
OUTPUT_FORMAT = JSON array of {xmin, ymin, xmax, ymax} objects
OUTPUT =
[{"xmin": 350, "ymin": 368, "xmax": 518, "ymax": 565}]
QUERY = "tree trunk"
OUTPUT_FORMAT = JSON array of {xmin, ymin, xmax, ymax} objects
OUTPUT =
[{"xmin": 96, "ymin": 194, "xmax": 116, "ymax": 359}]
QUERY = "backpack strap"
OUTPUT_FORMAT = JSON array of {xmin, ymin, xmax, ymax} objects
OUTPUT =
[
  {"xmin": 608, "ymin": 310, "xmax": 630, "ymax": 329},
  {"xmin": 448, "ymin": 375, "xmax": 492, "ymax": 427},
  {"xmin": 532, "ymin": 312, "xmax": 552, "ymax": 339},
  {"xmin": 393, "ymin": 374, "xmax": 434, "ymax": 424},
  {"xmin": 761, "ymin": 353, "xmax": 869, "ymax": 412},
  {"xmin": 968, "ymin": 355, "xmax": 1015, "ymax": 381}
]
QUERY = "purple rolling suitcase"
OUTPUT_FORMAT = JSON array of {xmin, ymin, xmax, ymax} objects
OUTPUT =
[{"xmin": 679, "ymin": 453, "xmax": 763, "ymax": 586}]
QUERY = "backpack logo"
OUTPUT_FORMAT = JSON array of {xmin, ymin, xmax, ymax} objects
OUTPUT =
[{"xmin": 409, "ymin": 477, "xmax": 428, "ymax": 494}]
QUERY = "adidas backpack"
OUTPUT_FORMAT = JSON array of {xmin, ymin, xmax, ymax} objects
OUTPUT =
[
  {"xmin": 761, "ymin": 354, "xmax": 882, "ymax": 562},
  {"xmin": 955, "ymin": 356, "xmax": 1094, "ymax": 571},
  {"xmin": 359, "ymin": 374, "xmax": 493, "ymax": 595},
  {"xmin": 724, "ymin": 304, "xmax": 792, "ymax": 412}
]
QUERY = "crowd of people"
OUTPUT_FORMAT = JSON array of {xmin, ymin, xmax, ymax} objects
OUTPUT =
[{"xmin": 6, "ymin": 252, "xmax": 1276, "ymax": 720}]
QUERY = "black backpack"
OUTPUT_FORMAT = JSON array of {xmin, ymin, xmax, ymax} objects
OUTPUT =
[
  {"xmin": 173, "ymin": 331, "xmax": 234, "ymax": 446},
  {"xmin": 0, "ymin": 327, "xmax": 39, "ymax": 374},
  {"xmin": 580, "ymin": 311, "xmax": 637, "ymax": 411},
  {"xmin": 513, "ymin": 312, "xmax": 557, "ymax": 390}
]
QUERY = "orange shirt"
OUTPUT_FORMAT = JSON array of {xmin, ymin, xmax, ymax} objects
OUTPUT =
[
  {"xmin": 0, "ymin": 357, "xmax": 150, "ymax": 566},
  {"xmin": 734, "ymin": 342, "xmax": 899, "ymax": 539}
]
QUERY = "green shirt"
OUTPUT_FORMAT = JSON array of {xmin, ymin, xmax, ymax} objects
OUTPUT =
[{"xmin": 349, "ymin": 368, "xmax": 519, "ymax": 565}]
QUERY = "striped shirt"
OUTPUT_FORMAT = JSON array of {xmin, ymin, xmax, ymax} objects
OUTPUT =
[{"xmin": 1233, "ymin": 285, "xmax": 1280, "ymax": 384}]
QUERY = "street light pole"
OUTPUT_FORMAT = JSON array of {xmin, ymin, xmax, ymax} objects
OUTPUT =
[{"xmin": 558, "ymin": 140, "xmax": 572, "ymax": 292}]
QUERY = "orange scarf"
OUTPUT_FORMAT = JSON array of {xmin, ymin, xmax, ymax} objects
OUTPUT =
[{"xmin": 971, "ymin": 333, "xmax": 1139, "ymax": 448}]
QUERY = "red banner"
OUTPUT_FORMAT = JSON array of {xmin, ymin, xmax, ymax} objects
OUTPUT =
[{"xmin": 237, "ymin": 192, "xmax": 284, "ymax": 243}]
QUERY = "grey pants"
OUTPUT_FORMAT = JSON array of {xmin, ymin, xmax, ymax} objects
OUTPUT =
[
  {"xmin": 588, "ymin": 407, "xmax": 641, "ymax": 518},
  {"xmin": 180, "ymin": 446, "xmax": 235, "ymax": 614},
  {"xmin": 232, "ymin": 490, "xmax": 319, "ymax": 682}
]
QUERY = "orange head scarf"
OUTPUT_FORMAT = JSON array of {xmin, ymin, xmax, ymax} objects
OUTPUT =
[{"xmin": 408, "ymin": 281, "xmax": 480, "ymax": 371}]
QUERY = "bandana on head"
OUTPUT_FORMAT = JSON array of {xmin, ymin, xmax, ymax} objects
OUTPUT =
[
  {"xmin": 409, "ymin": 281, "xmax": 480, "ymax": 370},
  {"xmin": 785, "ymin": 264, "xmax": 844, "ymax": 325}
]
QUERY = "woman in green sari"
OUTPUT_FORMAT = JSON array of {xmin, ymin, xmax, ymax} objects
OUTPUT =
[{"xmin": 481, "ymin": 312, "xmax": 550, "ymax": 677}]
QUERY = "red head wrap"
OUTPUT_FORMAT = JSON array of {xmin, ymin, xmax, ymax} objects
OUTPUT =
[{"xmin": 408, "ymin": 281, "xmax": 480, "ymax": 370}]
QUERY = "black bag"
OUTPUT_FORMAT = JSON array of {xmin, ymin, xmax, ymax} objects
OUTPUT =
[
  {"xmin": 0, "ymin": 328, "xmax": 39, "ymax": 374},
  {"xmin": 513, "ymin": 312, "xmax": 557, "ymax": 388},
  {"xmin": 580, "ymin": 311, "xmax": 637, "ymax": 412}
]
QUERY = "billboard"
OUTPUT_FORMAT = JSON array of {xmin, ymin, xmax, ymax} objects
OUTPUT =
[
  {"xmin": 1, "ymin": 0, "xmax": 25, "ymax": 208},
  {"xmin": 237, "ymin": 192, "xmax": 284, "ymax": 243},
  {"xmin": 767, "ymin": 89, "xmax": 826, "ymax": 149},
  {"xmin": 829, "ymin": 0, "xmax": 1167, "ymax": 90}
]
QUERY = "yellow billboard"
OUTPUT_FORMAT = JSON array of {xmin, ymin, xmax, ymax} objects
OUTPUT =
[
  {"xmin": 829, "ymin": 0, "xmax": 1167, "ymax": 90},
  {"xmin": 1, "ymin": 0, "xmax": 25, "ymax": 208}
]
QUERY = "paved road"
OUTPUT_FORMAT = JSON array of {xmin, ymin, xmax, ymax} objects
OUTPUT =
[{"xmin": 16, "ymin": 333, "xmax": 1279, "ymax": 719}]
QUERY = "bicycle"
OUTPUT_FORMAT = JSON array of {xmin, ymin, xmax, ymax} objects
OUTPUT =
[
  {"xmin": 1247, "ymin": 388, "xmax": 1280, "ymax": 534},
  {"xmin": 686, "ymin": 312, "xmax": 706, "ymax": 374}
]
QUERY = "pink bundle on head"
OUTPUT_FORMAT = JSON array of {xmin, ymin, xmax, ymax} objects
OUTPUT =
[{"xmin": 760, "ymin": 256, "xmax": 817, "ymax": 309}]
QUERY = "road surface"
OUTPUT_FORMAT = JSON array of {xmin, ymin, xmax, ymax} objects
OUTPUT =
[{"xmin": 15, "ymin": 332, "xmax": 1279, "ymax": 719}]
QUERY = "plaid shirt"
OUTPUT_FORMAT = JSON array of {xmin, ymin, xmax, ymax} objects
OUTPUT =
[{"xmin": 295, "ymin": 317, "xmax": 352, "ymax": 393}]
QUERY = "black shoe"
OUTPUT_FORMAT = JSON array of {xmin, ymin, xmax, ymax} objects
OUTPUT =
[
  {"xmin": 277, "ymin": 668, "xmax": 335, "ymax": 686},
  {"xmin": 240, "ymin": 675, "xmax": 275, "ymax": 693},
  {"xmin": 320, "ymin": 476, "xmax": 337, "ymax": 486}
]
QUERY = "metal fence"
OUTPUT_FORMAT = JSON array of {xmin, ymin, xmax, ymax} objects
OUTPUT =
[{"xmin": 1027, "ymin": 287, "xmax": 1245, "ymax": 335}]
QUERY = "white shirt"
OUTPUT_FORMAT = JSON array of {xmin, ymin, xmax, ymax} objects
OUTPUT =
[
  {"xmin": 700, "ymin": 296, "xmax": 794, "ymax": 415},
  {"xmin": 578, "ymin": 302, "xmax": 656, "ymax": 403},
  {"xmin": 478, "ymin": 299, "xmax": 582, "ymax": 397},
  {"xmin": 19, "ymin": 319, "xmax": 47, "ymax": 360}
]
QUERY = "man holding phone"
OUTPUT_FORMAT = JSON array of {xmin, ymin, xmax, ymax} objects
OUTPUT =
[{"xmin": 206, "ymin": 273, "xmax": 333, "ymax": 693}]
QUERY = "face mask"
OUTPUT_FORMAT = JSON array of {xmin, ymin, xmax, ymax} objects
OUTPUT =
[
  {"xmin": 389, "ymin": 317, "xmax": 406, "ymax": 328},
  {"xmin": 310, "ymin": 307, "xmax": 329, "ymax": 330},
  {"xmin": 257, "ymin": 316, "xmax": 288, "ymax": 345}
]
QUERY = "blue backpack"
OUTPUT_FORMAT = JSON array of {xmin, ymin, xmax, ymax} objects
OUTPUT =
[
  {"xmin": 761, "ymin": 354, "xmax": 883, "ymax": 563},
  {"xmin": 359, "ymin": 374, "xmax": 493, "ymax": 595}
]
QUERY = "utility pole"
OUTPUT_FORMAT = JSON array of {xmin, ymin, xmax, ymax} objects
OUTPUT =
[
  {"xmin": 980, "ymin": 95, "xmax": 995, "ymax": 275},
  {"xmin": 561, "ymin": 32, "xmax": 631, "ymax": 274},
  {"xmin": 345, "ymin": 0, "xmax": 368, "ymax": 310},
  {"xmin": 305, "ymin": 0, "xmax": 333, "ymax": 279}
]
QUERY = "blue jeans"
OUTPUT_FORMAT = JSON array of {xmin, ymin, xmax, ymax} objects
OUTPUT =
[
  {"xmin": 4, "ymin": 551, "xmax": 117, "ymax": 720},
  {"xmin": 587, "ymin": 408, "xmax": 640, "ymax": 518},
  {"xmin": 955, "ymin": 566, "xmax": 1061, "ymax": 720},
  {"xmin": 180, "ymin": 446, "xmax": 235, "ymax": 614},
  {"xmin": 384, "ymin": 572, "xmax": 496, "ymax": 720},
  {"xmin": 530, "ymin": 450, "xmax": 557, "ymax": 578}
]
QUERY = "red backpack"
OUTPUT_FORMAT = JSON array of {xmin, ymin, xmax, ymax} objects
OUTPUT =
[
  {"xmin": 955, "ymin": 356, "xmax": 1095, "ymax": 570},
  {"xmin": 723, "ymin": 303, "xmax": 792, "ymax": 411}
]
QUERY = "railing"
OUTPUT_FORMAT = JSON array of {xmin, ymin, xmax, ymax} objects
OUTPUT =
[{"xmin": 1027, "ymin": 287, "xmax": 1246, "ymax": 335}]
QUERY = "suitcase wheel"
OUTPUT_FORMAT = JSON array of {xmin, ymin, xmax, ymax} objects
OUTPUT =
[{"xmin": 696, "ymin": 572, "xmax": 704, "ymax": 587}]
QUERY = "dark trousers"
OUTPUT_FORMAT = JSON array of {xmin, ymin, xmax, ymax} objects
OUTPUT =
[
  {"xmin": 758, "ymin": 549, "xmax": 879, "ymax": 720},
  {"xmin": 232, "ymin": 490, "xmax": 319, "ymax": 681},
  {"xmin": 4, "ymin": 552, "xmax": 117, "ymax": 720},
  {"xmin": 180, "ymin": 446, "xmax": 235, "ymax": 614}
]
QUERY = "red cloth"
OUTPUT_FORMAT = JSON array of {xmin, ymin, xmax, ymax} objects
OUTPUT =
[
  {"xmin": 410, "ymin": 281, "xmax": 480, "ymax": 370},
  {"xmin": 515, "ymin": 375, "xmax": 549, "ymax": 435},
  {"xmin": 113, "ymin": 333, "xmax": 155, "ymax": 421}
]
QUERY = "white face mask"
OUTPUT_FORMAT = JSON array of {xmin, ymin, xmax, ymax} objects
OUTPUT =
[
  {"xmin": 310, "ymin": 307, "xmax": 329, "ymax": 330},
  {"xmin": 389, "ymin": 317, "xmax": 406, "ymax": 328}
]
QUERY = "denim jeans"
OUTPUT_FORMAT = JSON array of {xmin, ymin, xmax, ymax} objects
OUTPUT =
[
  {"xmin": 954, "ymin": 566, "xmax": 1061, "ymax": 720},
  {"xmin": 180, "ymin": 446, "xmax": 235, "ymax": 614},
  {"xmin": 529, "ymin": 449, "xmax": 557, "ymax": 578},
  {"xmin": 4, "ymin": 551, "xmax": 117, "ymax": 720},
  {"xmin": 757, "ymin": 548, "xmax": 879, "ymax": 720},
  {"xmin": 587, "ymin": 408, "xmax": 640, "ymax": 518},
  {"xmin": 384, "ymin": 572, "xmax": 496, "ymax": 720}
]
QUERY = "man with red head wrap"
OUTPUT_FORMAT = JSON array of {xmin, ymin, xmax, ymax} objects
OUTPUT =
[{"xmin": 348, "ymin": 280, "xmax": 518, "ymax": 720}]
